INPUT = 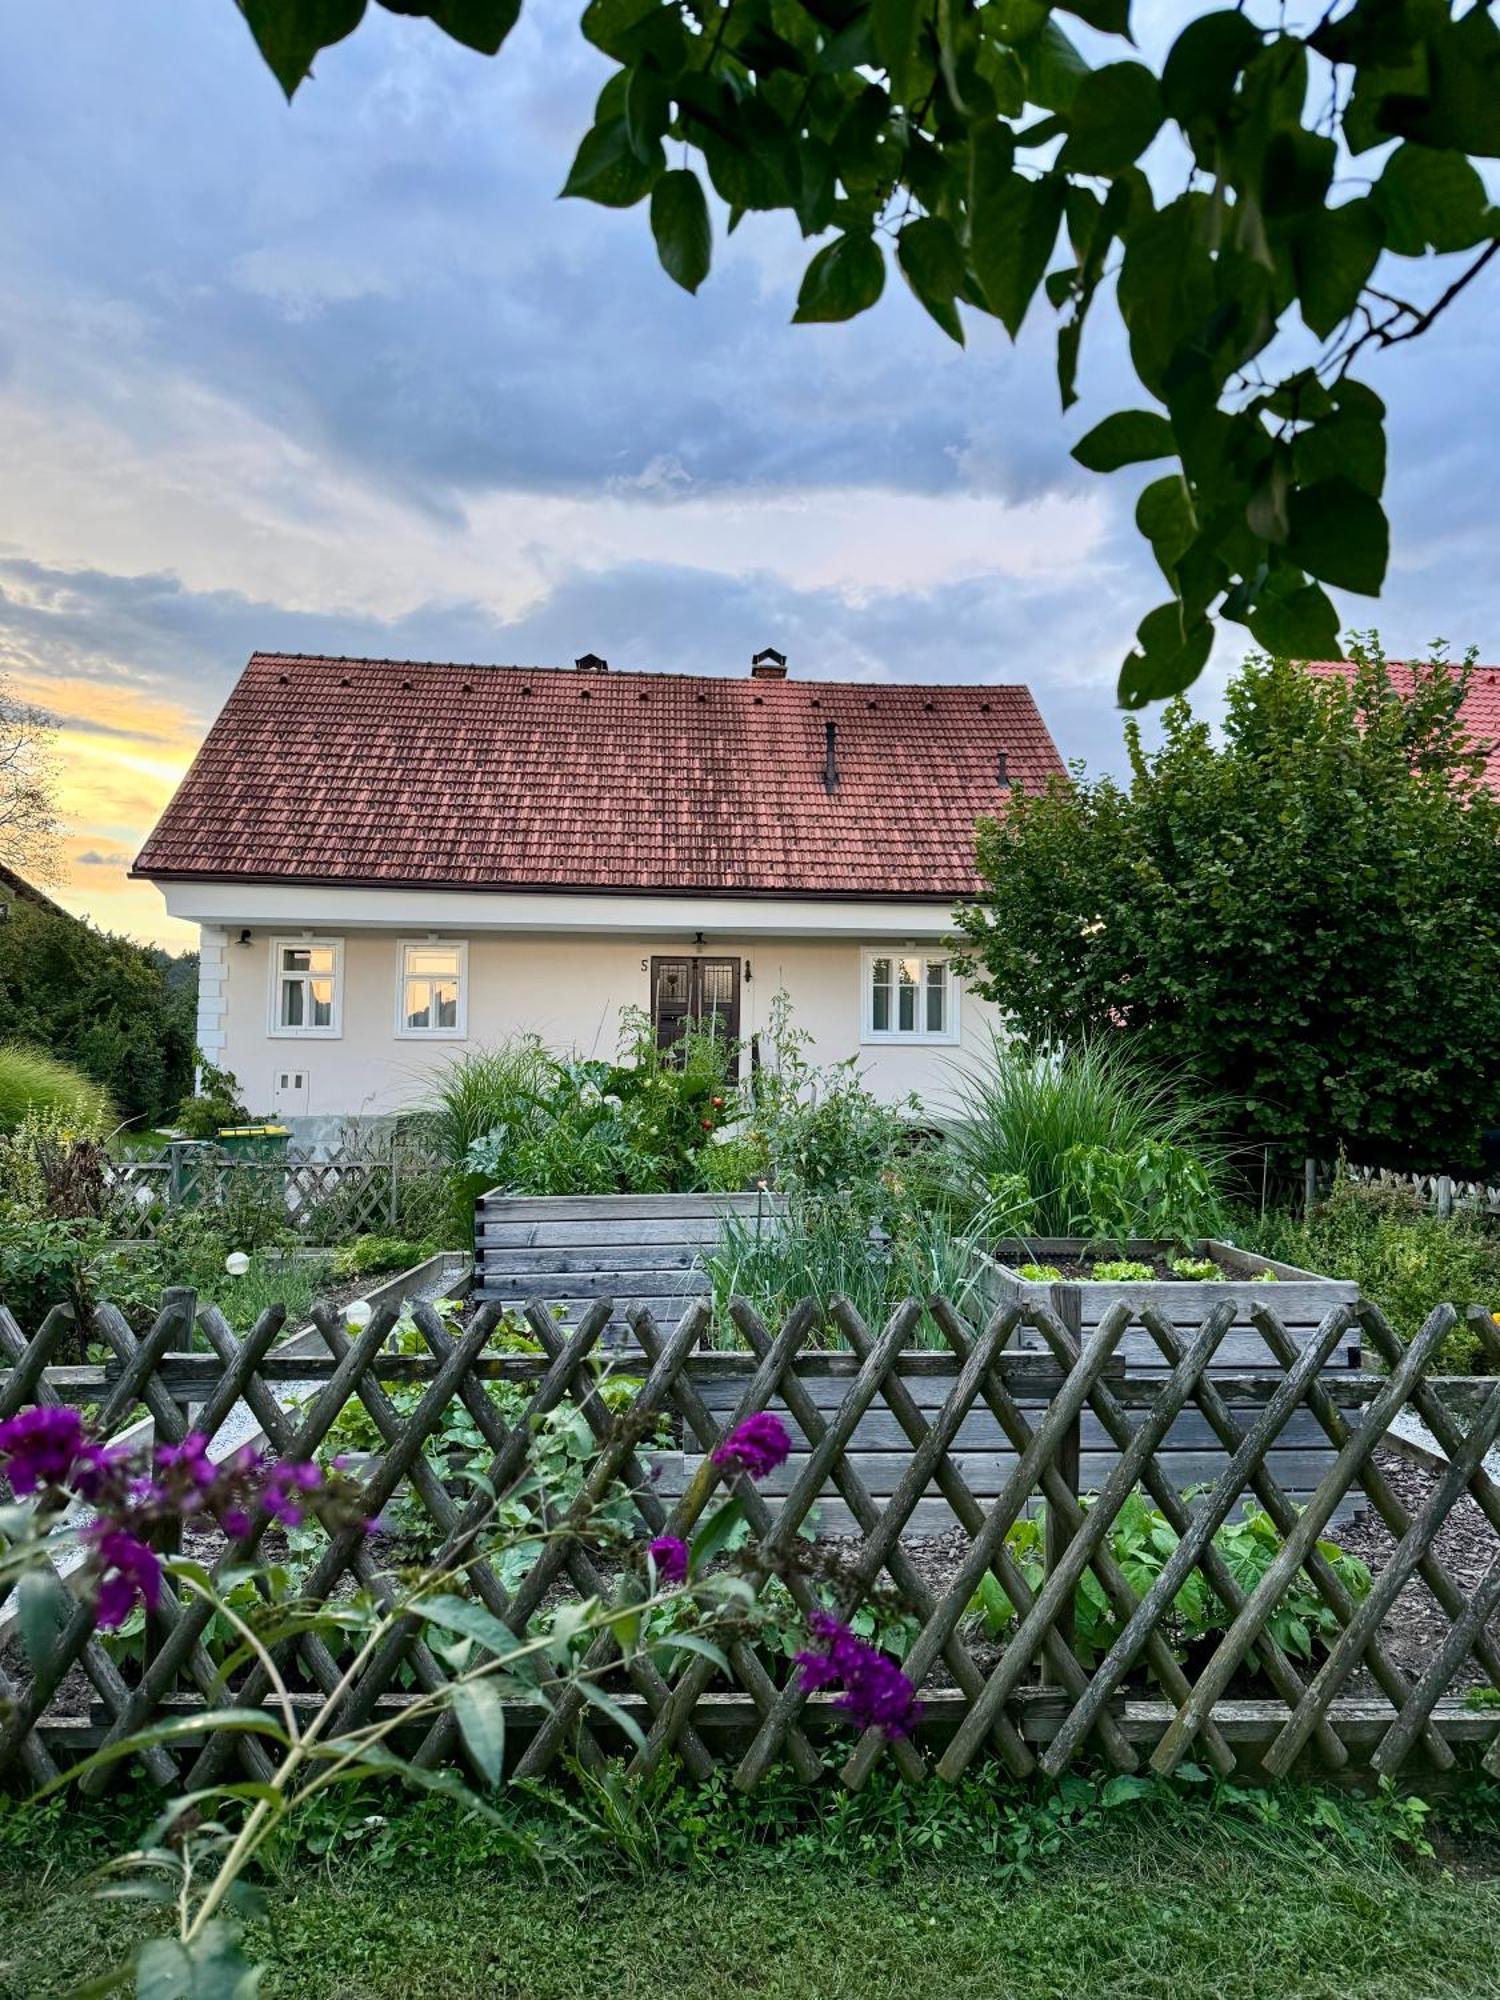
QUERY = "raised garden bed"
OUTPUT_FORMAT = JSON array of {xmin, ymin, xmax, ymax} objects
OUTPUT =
[{"xmin": 974, "ymin": 1236, "xmax": 1362, "ymax": 1374}]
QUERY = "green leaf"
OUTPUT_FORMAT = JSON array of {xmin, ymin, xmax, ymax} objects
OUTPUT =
[
  {"xmin": 972, "ymin": 156, "xmax": 1065, "ymax": 338},
  {"xmin": 413, "ymin": 1592, "xmax": 518, "ymax": 1659},
  {"xmin": 580, "ymin": 0, "xmax": 661, "ymax": 59},
  {"xmin": 689, "ymin": 1493, "xmax": 745, "ymax": 1570},
  {"xmin": 1135, "ymin": 474, "xmax": 1196, "ymax": 577},
  {"xmin": 136, "ymin": 1920, "xmax": 261, "ymax": 2000},
  {"xmin": 1245, "ymin": 573, "xmax": 1342, "ymax": 659},
  {"xmin": 870, "ymin": 0, "xmax": 925, "ymax": 97},
  {"xmin": 1293, "ymin": 411, "xmax": 1386, "ymax": 499},
  {"xmin": 238, "ymin": 0, "xmax": 367, "ymax": 98},
  {"xmin": 1261, "ymin": 129, "xmax": 1336, "ymax": 220},
  {"xmin": 1055, "ymin": 0, "xmax": 1128, "ymax": 33},
  {"xmin": 793, "ymin": 232, "xmax": 886, "ymax": 322},
  {"xmin": 16, "ymin": 1568, "xmax": 68, "ymax": 1678},
  {"xmin": 1160, "ymin": 10, "xmax": 1262, "ymax": 123},
  {"xmin": 1072, "ymin": 409, "xmax": 1174, "ymax": 473},
  {"xmin": 662, "ymin": 1631, "xmax": 731, "ymax": 1674},
  {"xmin": 1374, "ymin": 143, "xmax": 1493, "ymax": 255},
  {"xmin": 413, "ymin": 0, "xmax": 523, "ymax": 56},
  {"xmin": 650, "ymin": 169, "xmax": 712, "ymax": 294},
  {"xmin": 1293, "ymin": 201, "xmax": 1384, "ymax": 340},
  {"xmin": 1287, "ymin": 477, "xmax": 1389, "ymax": 596},
  {"xmin": 1118, "ymin": 601, "xmax": 1214, "ymax": 709},
  {"xmin": 1060, "ymin": 63, "xmax": 1163, "ymax": 175},
  {"xmin": 450, "ymin": 1678, "xmax": 506, "ymax": 1787},
  {"xmin": 1024, "ymin": 19, "xmax": 1088, "ymax": 112},
  {"xmin": 560, "ymin": 118, "xmax": 662, "ymax": 208},
  {"xmin": 897, "ymin": 216, "xmax": 965, "ymax": 344},
  {"xmin": 573, "ymin": 1676, "xmax": 648, "ymax": 1751}
]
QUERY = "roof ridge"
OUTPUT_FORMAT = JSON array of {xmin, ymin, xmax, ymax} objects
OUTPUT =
[{"xmin": 242, "ymin": 650, "xmax": 1040, "ymax": 695}]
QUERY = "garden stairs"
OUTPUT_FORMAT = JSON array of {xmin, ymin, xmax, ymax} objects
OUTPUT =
[{"xmin": 473, "ymin": 1189, "xmax": 782, "ymax": 1341}]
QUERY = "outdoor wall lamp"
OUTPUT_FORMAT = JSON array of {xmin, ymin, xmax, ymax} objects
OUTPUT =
[{"xmin": 236, "ymin": 929, "xmax": 253, "ymax": 947}]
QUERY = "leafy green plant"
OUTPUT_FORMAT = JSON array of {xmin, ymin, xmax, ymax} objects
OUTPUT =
[
  {"xmin": 434, "ymin": 1011, "xmax": 744, "ymax": 1213},
  {"xmin": 1061, "ymin": 1138, "xmax": 1225, "ymax": 1245},
  {"xmin": 1017, "ymin": 1263, "xmax": 1063, "ymax": 1283},
  {"xmin": 1169, "ymin": 1256, "xmax": 1219, "ymax": 1282},
  {"xmin": 330, "ymin": 1235, "xmax": 441, "ymax": 1279},
  {"xmin": 936, "ymin": 1031, "xmax": 1227, "ymax": 1240},
  {"xmin": 968, "ymin": 1491, "xmax": 1371, "ymax": 1669},
  {"xmin": 1089, "ymin": 1259, "xmax": 1156, "ymax": 1283},
  {"xmin": 0, "ymin": 1042, "xmax": 111, "ymax": 1136}
]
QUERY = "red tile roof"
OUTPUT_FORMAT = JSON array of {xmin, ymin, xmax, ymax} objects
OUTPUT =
[
  {"xmin": 1305, "ymin": 660, "xmax": 1500, "ymax": 795},
  {"xmin": 134, "ymin": 654, "xmax": 1065, "ymax": 899}
]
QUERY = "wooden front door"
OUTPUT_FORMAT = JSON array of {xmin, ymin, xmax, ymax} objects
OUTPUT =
[{"xmin": 651, "ymin": 956, "xmax": 741, "ymax": 1051}]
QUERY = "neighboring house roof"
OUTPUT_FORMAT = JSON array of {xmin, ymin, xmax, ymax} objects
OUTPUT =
[
  {"xmin": 1305, "ymin": 660, "xmax": 1500, "ymax": 795},
  {"xmin": 0, "ymin": 861, "xmax": 74, "ymax": 922},
  {"xmin": 134, "ymin": 653, "xmax": 1066, "ymax": 900}
]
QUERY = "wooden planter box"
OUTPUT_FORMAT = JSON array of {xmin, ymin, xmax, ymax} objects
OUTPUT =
[{"xmin": 974, "ymin": 1237, "xmax": 1361, "ymax": 1374}]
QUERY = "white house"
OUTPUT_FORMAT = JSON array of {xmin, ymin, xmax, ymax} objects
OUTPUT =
[{"xmin": 134, "ymin": 648, "xmax": 1064, "ymax": 1142}]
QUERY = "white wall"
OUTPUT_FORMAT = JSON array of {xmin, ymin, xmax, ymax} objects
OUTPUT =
[{"xmin": 211, "ymin": 923, "xmax": 998, "ymax": 1122}]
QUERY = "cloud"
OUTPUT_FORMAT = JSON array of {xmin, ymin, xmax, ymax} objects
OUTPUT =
[{"xmin": 75, "ymin": 849, "xmax": 134, "ymax": 868}]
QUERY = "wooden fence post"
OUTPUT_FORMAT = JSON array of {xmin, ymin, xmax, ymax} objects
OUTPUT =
[
  {"xmin": 1044, "ymin": 1286, "xmax": 1083, "ymax": 1674},
  {"xmin": 389, "ymin": 1152, "xmax": 401, "ymax": 1231},
  {"xmin": 1436, "ymin": 1175, "xmax": 1454, "ymax": 1221},
  {"xmin": 1304, "ymin": 1156, "xmax": 1318, "ymax": 1217}
]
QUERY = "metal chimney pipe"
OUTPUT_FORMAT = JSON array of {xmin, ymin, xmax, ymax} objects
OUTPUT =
[{"xmin": 824, "ymin": 720, "xmax": 839, "ymax": 791}]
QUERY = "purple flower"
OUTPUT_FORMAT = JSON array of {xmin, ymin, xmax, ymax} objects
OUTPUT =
[
  {"xmin": 155, "ymin": 1432, "xmax": 215, "ymax": 1490},
  {"xmin": 0, "ymin": 1407, "xmax": 86, "ymax": 1496},
  {"xmin": 220, "ymin": 1507, "xmax": 252, "ymax": 1540},
  {"xmin": 261, "ymin": 1458, "xmax": 324, "ymax": 1527},
  {"xmin": 89, "ymin": 1528, "xmax": 162, "ymax": 1630},
  {"xmin": 648, "ymin": 1535, "xmax": 689, "ymax": 1585},
  {"xmin": 711, "ymin": 1411, "xmax": 791, "ymax": 1481},
  {"xmin": 795, "ymin": 1611, "xmax": 922, "ymax": 1740},
  {"xmin": 69, "ymin": 1441, "xmax": 133, "ymax": 1505}
]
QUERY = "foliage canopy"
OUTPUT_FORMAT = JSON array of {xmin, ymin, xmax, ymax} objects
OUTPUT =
[
  {"xmin": 953, "ymin": 646, "xmax": 1500, "ymax": 1168},
  {"xmin": 235, "ymin": 0, "xmax": 1500, "ymax": 702}
]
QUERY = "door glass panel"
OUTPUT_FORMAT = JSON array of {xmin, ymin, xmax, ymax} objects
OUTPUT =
[{"xmin": 656, "ymin": 962, "xmax": 689, "ymax": 1006}]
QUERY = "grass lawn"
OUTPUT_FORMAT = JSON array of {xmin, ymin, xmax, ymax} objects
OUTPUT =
[{"xmin": 4, "ymin": 1783, "xmax": 1500, "ymax": 2000}]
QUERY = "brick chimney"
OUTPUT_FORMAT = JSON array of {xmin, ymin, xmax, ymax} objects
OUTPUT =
[
  {"xmin": 574, "ymin": 652, "xmax": 609, "ymax": 673},
  {"xmin": 750, "ymin": 647, "xmax": 788, "ymax": 680}
]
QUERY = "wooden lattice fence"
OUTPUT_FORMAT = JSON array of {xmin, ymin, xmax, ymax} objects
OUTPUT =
[
  {"xmin": 105, "ymin": 1143, "xmax": 443, "ymax": 1243},
  {"xmin": 4, "ymin": 1288, "xmax": 1500, "ymax": 1790}
]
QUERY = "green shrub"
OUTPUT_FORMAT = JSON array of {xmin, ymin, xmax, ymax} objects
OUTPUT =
[
  {"xmin": 0, "ymin": 1214, "xmax": 108, "ymax": 1332},
  {"xmin": 937, "ymin": 1032, "xmax": 1227, "ymax": 1240},
  {"xmin": 175, "ymin": 1055, "xmax": 248, "ymax": 1139},
  {"xmin": 1244, "ymin": 1172, "xmax": 1500, "ymax": 1370},
  {"xmin": 0, "ymin": 1042, "xmax": 111, "ymax": 1136}
]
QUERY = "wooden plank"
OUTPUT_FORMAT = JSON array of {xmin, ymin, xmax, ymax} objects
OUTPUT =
[
  {"xmin": 476, "ymin": 1192, "xmax": 778, "ymax": 1221},
  {"xmin": 479, "ymin": 1218, "xmax": 732, "ymax": 1247},
  {"xmin": 478, "ymin": 1246, "xmax": 706, "ymax": 1275},
  {"xmin": 667, "ymin": 1403, "xmax": 1340, "ymax": 1455},
  {"xmin": 479, "ymin": 1266, "xmax": 704, "ymax": 1299}
]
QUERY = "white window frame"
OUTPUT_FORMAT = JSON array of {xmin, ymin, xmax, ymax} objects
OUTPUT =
[
  {"xmin": 395, "ymin": 938, "xmax": 469, "ymax": 1040},
  {"xmin": 268, "ymin": 936, "xmax": 344, "ymax": 1039},
  {"xmin": 860, "ymin": 948, "xmax": 961, "ymax": 1046}
]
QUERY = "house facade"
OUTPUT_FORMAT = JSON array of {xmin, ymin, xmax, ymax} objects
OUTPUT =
[{"xmin": 134, "ymin": 649, "xmax": 1065, "ymax": 1142}]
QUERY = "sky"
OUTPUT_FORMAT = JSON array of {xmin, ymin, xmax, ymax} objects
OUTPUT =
[{"xmin": 1, "ymin": 2, "xmax": 1497, "ymax": 950}]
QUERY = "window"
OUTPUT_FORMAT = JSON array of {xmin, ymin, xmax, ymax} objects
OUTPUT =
[
  {"xmin": 861, "ymin": 951, "xmax": 960, "ymax": 1044},
  {"xmin": 270, "ymin": 938, "xmax": 342, "ymax": 1037},
  {"xmin": 397, "ymin": 940, "xmax": 468, "ymax": 1038}
]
